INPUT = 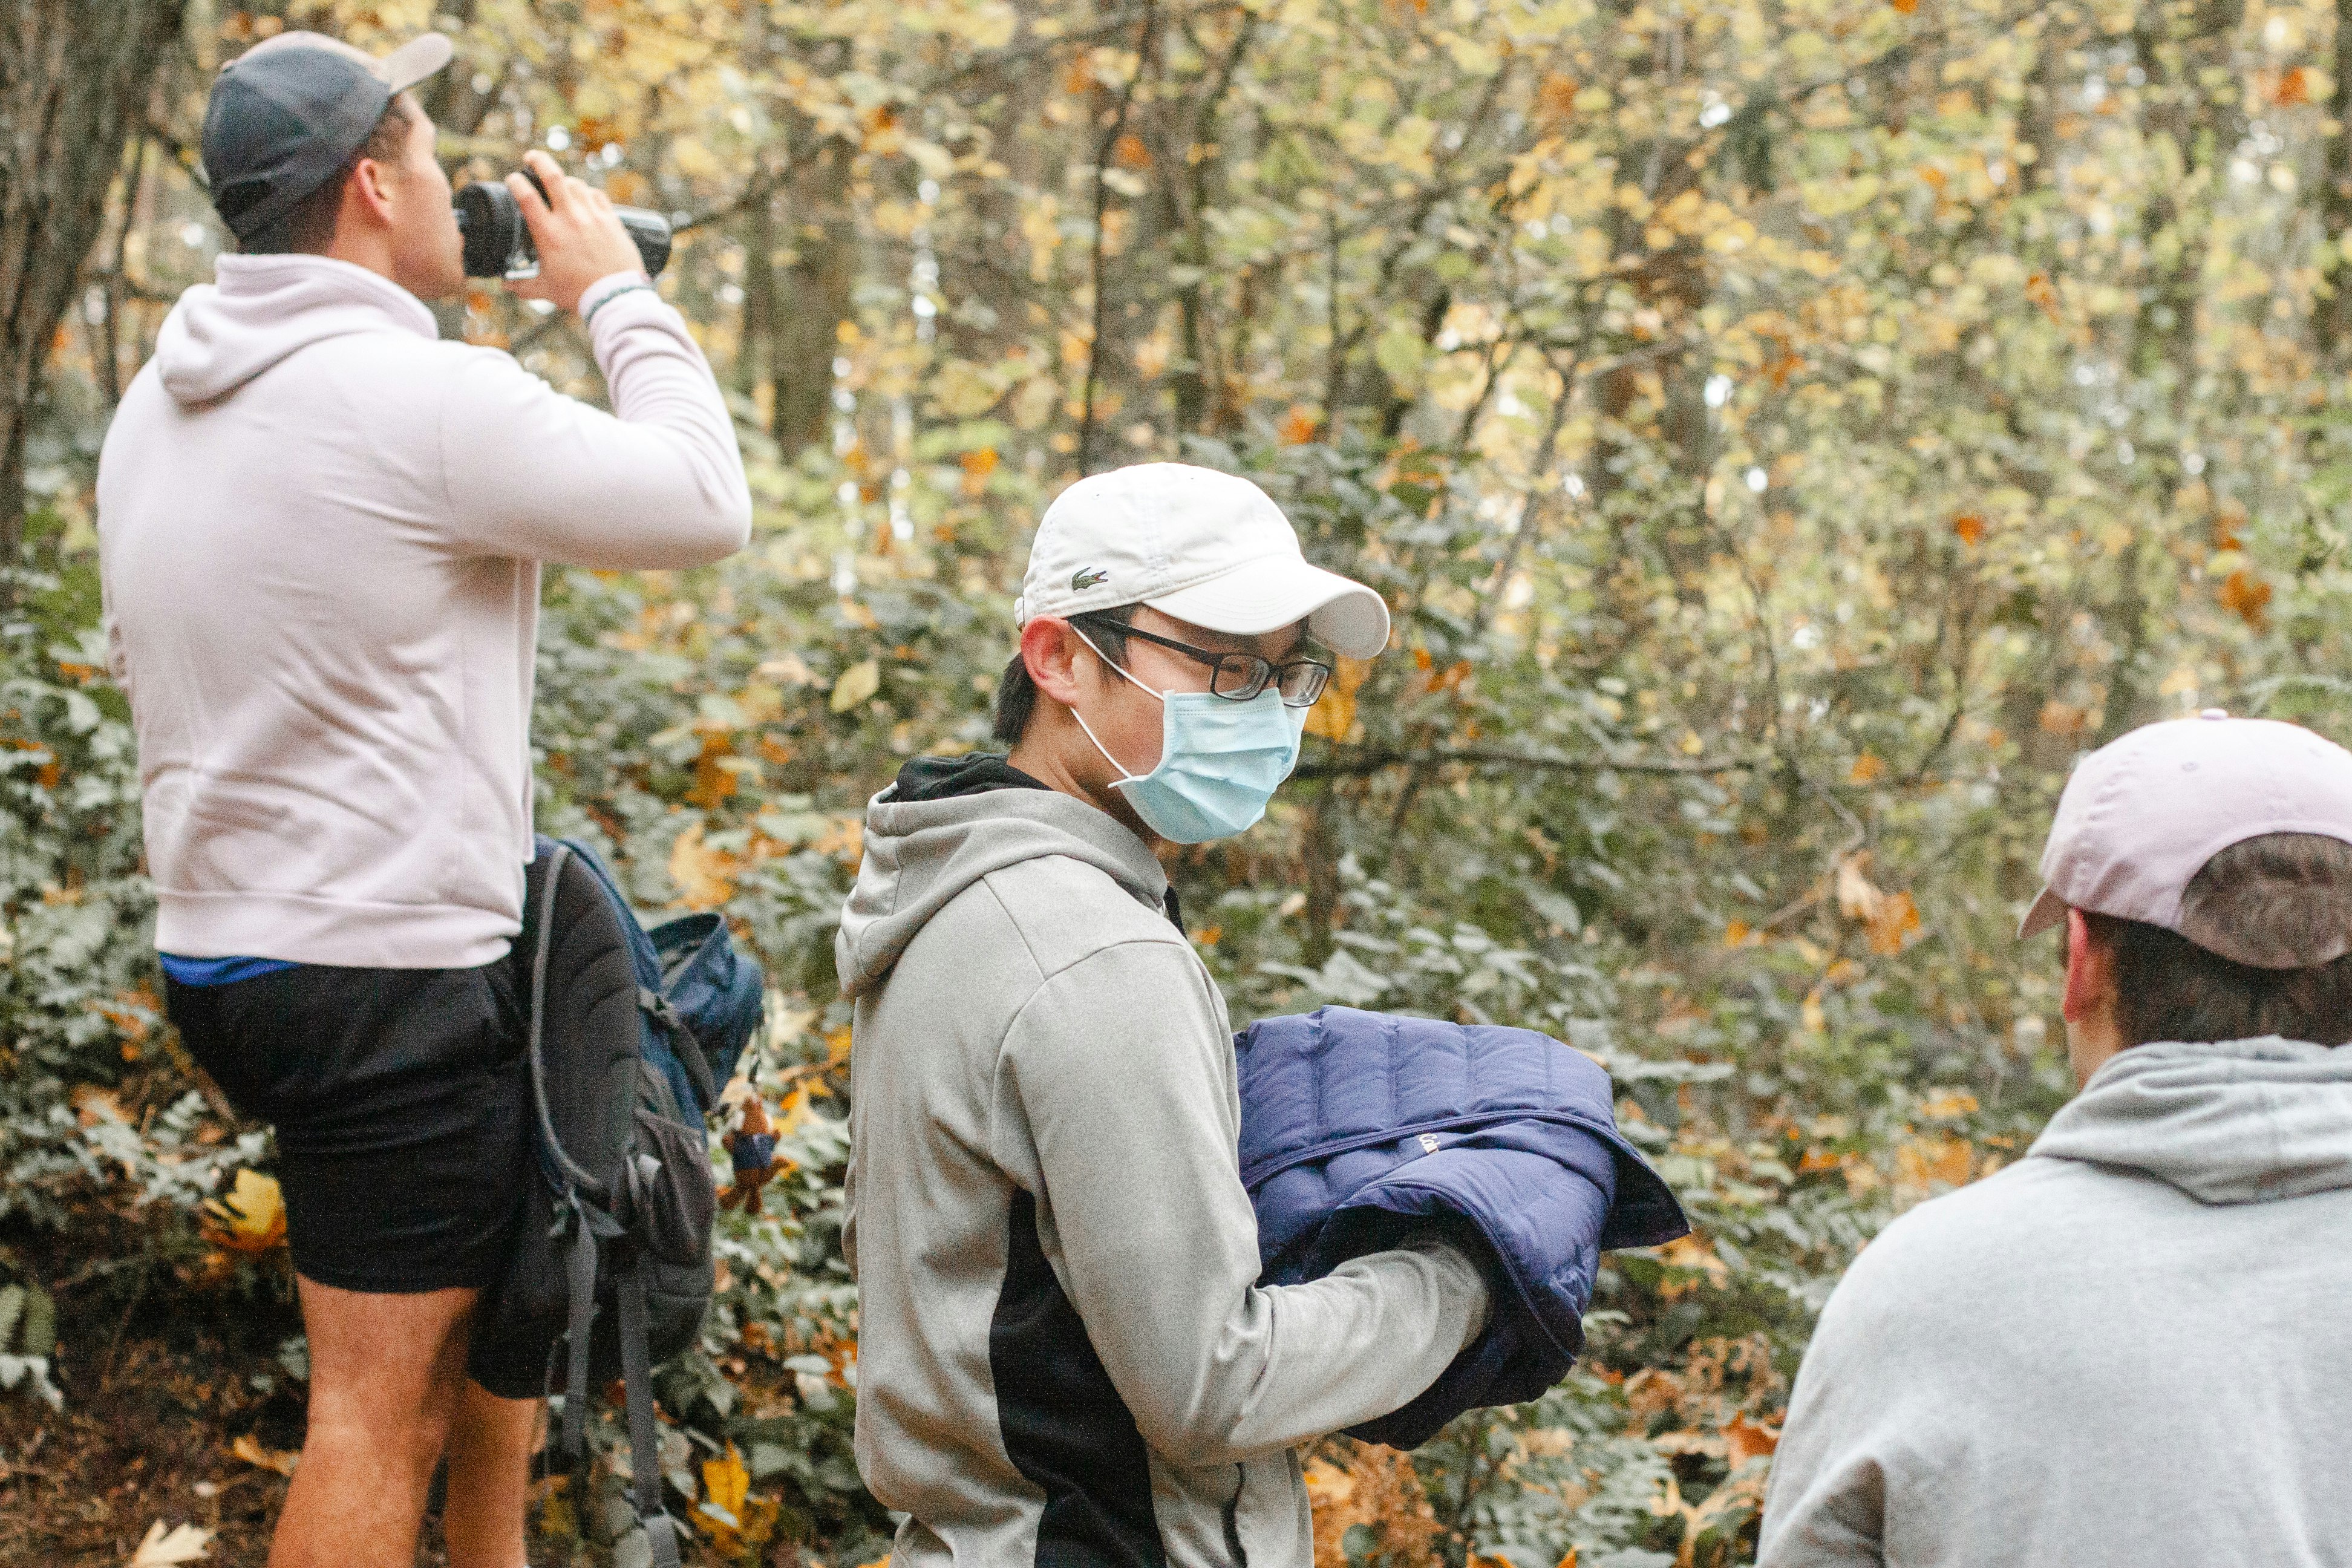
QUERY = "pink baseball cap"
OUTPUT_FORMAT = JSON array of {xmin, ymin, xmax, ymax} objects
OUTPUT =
[{"xmin": 2020, "ymin": 711, "xmax": 2352, "ymax": 968}]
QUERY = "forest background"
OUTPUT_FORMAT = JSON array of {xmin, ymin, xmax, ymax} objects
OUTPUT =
[{"xmin": 7, "ymin": 0, "xmax": 2352, "ymax": 1562}]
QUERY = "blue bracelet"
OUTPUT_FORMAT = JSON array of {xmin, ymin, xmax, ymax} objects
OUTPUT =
[{"xmin": 581, "ymin": 281, "xmax": 655, "ymax": 327}]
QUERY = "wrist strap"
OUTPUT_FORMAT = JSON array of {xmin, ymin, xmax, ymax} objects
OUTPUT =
[{"xmin": 581, "ymin": 280, "xmax": 655, "ymax": 327}]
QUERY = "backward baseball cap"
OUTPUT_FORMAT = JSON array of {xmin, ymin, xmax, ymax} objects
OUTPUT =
[
  {"xmin": 201, "ymin": 30, "xmax": 452, "ymax": 243},
  {"xmin": 2019, "ymin": 710, "xmax": 2352, "ymax": 969}
]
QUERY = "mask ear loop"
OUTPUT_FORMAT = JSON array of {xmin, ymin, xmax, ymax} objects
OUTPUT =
[{"xmin": 1065, "ymin": 624, "xmax": 1164, "ymax": 785}]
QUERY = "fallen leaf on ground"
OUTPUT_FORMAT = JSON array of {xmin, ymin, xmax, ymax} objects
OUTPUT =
[
  {"xmin": 695, "ymin": 1442, "xmax": 779, "ymax": 1556},
  {"xmin": 200, "ymin": 1171, "xmax": 287, "ymax": 1254},
  {"xmin": 126, "ymin": 1520, "xmax": 213, "ymax": 1567},
  {"xmin": 230, "ymin": 1432, "xmax": 299, "ymax": 1477}
]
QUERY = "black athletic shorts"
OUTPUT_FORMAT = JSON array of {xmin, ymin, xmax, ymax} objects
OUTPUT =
[{"xmin": 166, "ymin": 959, "xmax": 528, "ymax": 1295}]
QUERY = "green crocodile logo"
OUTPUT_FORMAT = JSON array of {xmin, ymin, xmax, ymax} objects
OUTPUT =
[{"xmin": 1070, "ymin": 567, "xmax": 1111, "ymax": 592}]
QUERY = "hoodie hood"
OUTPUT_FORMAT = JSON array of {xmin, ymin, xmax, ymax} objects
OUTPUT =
[
  {"xmin": 835, "ymin": 774, "xmax": 1168, "ymax": 998},
  {"xmin": 154, "ymin": 253, "xmax": 437, "ymax": 405},
  {"xmin": 890, "ymin": 753, "xmax": 1053, "ymax": 803},
  {"xmin": 2030, "ymin": 1036, "xmax": 2352, "ymax": 1204}
]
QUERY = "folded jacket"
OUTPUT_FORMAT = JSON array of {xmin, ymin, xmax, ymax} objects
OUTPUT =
[{"xmin": 1236, "ymin": 1005, "xmax": 1690, "ymax": 1448}]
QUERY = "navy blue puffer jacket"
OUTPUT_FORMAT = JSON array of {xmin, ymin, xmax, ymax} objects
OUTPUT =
[{"xmin": 1236, "ymin": 1006, "xmax": 1688, "ymax": 1448}]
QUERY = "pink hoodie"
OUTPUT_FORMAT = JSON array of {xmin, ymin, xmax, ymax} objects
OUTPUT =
[{"xmin": 97, "ymin": 255, "xmax": 750, "ymax": 969}]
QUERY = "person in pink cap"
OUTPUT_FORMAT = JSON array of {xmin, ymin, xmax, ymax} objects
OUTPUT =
[{"xmin": 1760, "ymin": 711, "xmax": 2352, "ymax": 1565}]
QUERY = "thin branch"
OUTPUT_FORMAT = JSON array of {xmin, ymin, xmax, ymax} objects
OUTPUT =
[
  {"xmin": 1077, "ymin": 2, "xmax": 1161, "ymax": 475},
  {"xmin": 930, "ymin": 4, "xmax": 1227, "ymax": 87},
  {"xmin": 1470, "ymin": 344, "xmax": 1579, "ymax": 635},
  {"xmin": 1745, "ymin": 0, "xmax": 2063, "ymax": 122},
  {"xmin": 503, "ymin": 307, "xmax": 581, "ymax": 358},
  {"xmin": 1295, "ymin": 745, "xmax": 1772, "ymax": 780},
  {"xmin": 674, "ymin": 155, "xmax": 795, "ymax": 237},
  {"xmin": 85, "ymin": 139, "xmax": 147, "ymax": 410}
]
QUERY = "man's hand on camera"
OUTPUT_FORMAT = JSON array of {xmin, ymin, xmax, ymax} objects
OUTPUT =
[{"xmin": 505, "ymin": 149, "xmax": 645, "ymax": 316}]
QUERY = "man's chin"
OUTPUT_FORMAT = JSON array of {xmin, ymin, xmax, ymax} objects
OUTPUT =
[{"xmin": 397, "ymin": 261, "xmax": 468, "ymax": 305}]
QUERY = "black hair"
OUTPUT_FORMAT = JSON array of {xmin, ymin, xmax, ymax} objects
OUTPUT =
[
  {"xmin": 991, "ymin": 604, "xmax": 1139, "ymax": 745},
  {"xmin": 2088, "ymin": 832, "xmax": 2352, "ymax": 1048},
  {"xmin": 240, "ymin": 94, "xmax": 417, "ymax": 256}
]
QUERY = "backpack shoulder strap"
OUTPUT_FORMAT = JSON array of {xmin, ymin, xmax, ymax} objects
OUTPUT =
[
  {"xmin": 617, "ymin": 1252, "xmax": 683, "ymax": 1568},
  {"xmin": 527, "ymin": 843, "xmax": 607, "ymax": 1198}
]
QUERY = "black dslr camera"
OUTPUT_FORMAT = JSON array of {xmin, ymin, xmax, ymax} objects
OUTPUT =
[{"xmin": 454, "ymin": 169, "xmax": 671, "ymax": 280}]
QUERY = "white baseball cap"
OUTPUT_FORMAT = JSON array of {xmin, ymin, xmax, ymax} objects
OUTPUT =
[
  {"xmin": 2020, "ymin": 711, "xmax": 2352, "ymax": 968},
  {"xmin": 1011, "ymin": 463, "xmax": 1391, "ymax": 659}
]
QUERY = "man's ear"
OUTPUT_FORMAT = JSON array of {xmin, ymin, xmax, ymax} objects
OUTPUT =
[
  {"xmin": 1021, "ymin": 618, "xmax": 1089, "ymax": 708},
  {"xmin": 2062, "ymin": 907, "xmax": 2110, "ymax": 1022},
  {"xmin": 342, "ymin": 155, "xmax": 400, "ymax": 234}
]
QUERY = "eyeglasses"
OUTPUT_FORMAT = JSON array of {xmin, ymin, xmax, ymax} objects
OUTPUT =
[{"xmin": 1073, "ymin": 615, "xmax": 1333, "ymax": 707}]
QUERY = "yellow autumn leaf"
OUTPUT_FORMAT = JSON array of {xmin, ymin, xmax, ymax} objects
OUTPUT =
[
  {"xmin": 668, "ymin": 824, "xmax": 740, "ymax": 912},
  {"xmin": 230, "ymin": 1432, "xmax": 299, "ymax": 1477},
  {"xmin": 1866, "ymin": 890, "xmax": 1921, "ymax": 956},
  {"xmin": 699, "ymin": 1442, "xmax": 748, "ymax": 1527},
  {"xmin": 1834, "ymin": 852, "xmax": 1920, "ymax": 954},
  {"xmin": 126, "ymin": 1520, "xmax": 214, "ymax": 1567},
  {"xmin": 1896, "ymin": 1135, "xmax": 1973, "ymax": 1190},
  {"xmin": 1834, "ymin": 852, "xmax": 1884, "ymax": 922},
  {"xmin": 1301, "ymin": 1457, "xmax": 1355, "ymax": 1505},
  {"xmin": 1919, "ymin": 1089, "xmax": 1979, "ymax": 1119},
  {"xmin": 1303, "ymin": 656, "xmax": 1371, "ymax": 742},
  {"xmin": 201, "ymin": 1170, "xmax": 287, "ymax": 1255},
  {"xmin": 1724, "ymin": 1412, "xmax": 1780, "ymax": 1469},
  {"xmin": 810, "ymin": 814, "xmax": 865, "ymax": 865},
  {"xmin": 830, "ymin": 658, "xmax": 882, "ymax": 713},
  {"xmin": 696, "ymin": 1442, "xmax": 780, "ymax": 1557},
  {"xmin": 1658, "ymin": 1233, "xmax": 1731, "ymax": 1290}
]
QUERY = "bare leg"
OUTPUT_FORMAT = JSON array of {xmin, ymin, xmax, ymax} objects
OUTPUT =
[
  {"xmin": 442, "ymin": 1380, "xmax": 543, "ymax": 1568},
  {"xmin": 269, "ymin": 1277, "xmax": 475, "ymax": 1568}
]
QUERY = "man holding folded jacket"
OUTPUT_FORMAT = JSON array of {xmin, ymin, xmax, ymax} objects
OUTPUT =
[
  {"xmin": 97, "ymin": 27, "xmax": 749, "ymax": 1568},
  {"xmin": 836, "ymin": 463, "xmax": 1682, "ymax": 1568}
]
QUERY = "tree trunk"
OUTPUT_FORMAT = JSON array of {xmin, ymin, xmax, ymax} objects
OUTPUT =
[
  {"xmin": 2321, "ymin": 0, "xmax": 2352, "ymax": 358},
  {"xmin": 771, "ymin": 144, "xmax": 852, "ymax": 457},
  {"xmin": 0, "ymin": 0, "xmax": 185, "ymax": 560}
]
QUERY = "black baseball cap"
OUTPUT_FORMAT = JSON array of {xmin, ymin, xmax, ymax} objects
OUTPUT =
[{"xmin": 201, "ymin": 31, "xmax": 452, "ymax": 242}]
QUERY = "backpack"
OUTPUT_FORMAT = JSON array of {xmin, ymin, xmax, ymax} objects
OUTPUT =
[{"xmin": 469, "ymin": 835, "xmax": 766, "ymax": 1568}]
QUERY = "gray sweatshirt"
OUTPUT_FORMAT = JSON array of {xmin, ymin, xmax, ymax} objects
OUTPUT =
[
  {"xmin": 835, "ymin": 775, "xmax": 1489, "ymax": 1568},
  {"xmin": 1760, "ymin": 1036, "xmax": 2352, "ymax": 1566}
]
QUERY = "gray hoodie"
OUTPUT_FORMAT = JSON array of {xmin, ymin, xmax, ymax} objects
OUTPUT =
[
  {"xmin": 1760, "ymin": 1036, "xmax": 2352, "ymax": 1566},
  {"xmin": 835, "ymin": 769, "xmax": 1489, "ymax": 1568}
]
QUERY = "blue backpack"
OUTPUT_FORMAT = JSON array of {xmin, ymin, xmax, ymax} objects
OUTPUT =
[{"xmin": 471, "ymin": 835, "xmax": 765, "ymax": 1567}]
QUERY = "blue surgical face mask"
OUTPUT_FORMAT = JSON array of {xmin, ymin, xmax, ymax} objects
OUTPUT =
[{"xmin": 1068, "ymin": 629, "xmax": 1307, "ymax": 843}]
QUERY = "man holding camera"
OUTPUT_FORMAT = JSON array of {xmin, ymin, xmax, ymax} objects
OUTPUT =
[
  {"xmin": 96, "ymin": 29, "xmax": 749, "ymax": 1568},
  {"xmin": 1759, "ymin": 713, "xmax": 2352, "ymax": 1564}
]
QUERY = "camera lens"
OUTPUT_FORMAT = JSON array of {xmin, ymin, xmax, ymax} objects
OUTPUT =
[
  {"xmin": 453, "ymin": 177, "xmax": 673, "ymax": 280},
  {"xmin": 454, "ymin": 181, "xmax": 525, "ymax": 278}
]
